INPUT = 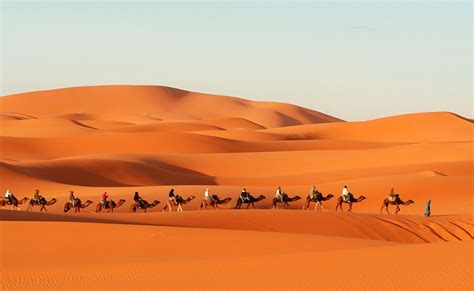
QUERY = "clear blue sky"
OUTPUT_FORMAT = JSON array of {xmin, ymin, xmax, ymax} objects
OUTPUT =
[{"xmin": 1, "ymin": 1, "xmax": 472, "ymax": 120}]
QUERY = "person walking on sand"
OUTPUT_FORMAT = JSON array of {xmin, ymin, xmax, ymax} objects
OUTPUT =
[
  {"xmin": 425, "ymin": 200, "xmax": 431, "ymax": 217},
  {"xmin": 341, "ymin": 186, "xmax": 350, "ymax": 202}
]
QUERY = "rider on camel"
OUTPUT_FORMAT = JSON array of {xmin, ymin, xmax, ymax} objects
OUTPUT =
[
  {"xmin": 134, "ymin": 191, "xmax": 144, "ymax": 208},
  {"xmin": 275, "ymin": 186, "xmax": 285, "ymax": 203},
  {"xmin": 4, "ymin": 189, "xmax": 12, "ymax": 203},
  {"xmin": 101, "ymin": 192, "xmax": 109, "ymax": 207},
  {"xmin": 341, "ymin": 186, "xmax": 350, "ymax": 202}
]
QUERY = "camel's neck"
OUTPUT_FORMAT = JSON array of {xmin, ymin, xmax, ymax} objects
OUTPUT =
[
  {"xmin": 399, "ymin": 199, "xmax": 411, "ymax": 205},
  {"xmin": 82, "ymin": 201, "xmax": 92, "ymax": 207}
]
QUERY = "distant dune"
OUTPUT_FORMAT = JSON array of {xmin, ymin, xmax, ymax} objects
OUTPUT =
[
  {"xmin": 1, "ymin": 85, "xmax": 472, "ymax": 290},
  {"xmin": 0, "ymin": 85, "xmax": 342, "ymax": 128}
]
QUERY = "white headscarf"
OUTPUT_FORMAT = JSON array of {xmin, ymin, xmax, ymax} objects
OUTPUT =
[{"xmin": 5, "ymin": 189, "xmax": 11, "ymax": 197}]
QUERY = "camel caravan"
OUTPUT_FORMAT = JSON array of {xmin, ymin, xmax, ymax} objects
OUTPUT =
[{"xmin": 1, "ymin": 186, "xmax": 415, "ymax": 215}]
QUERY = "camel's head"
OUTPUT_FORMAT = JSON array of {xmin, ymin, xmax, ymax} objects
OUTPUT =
[
  {"xmin": 407, "ymin": 199, "xmax": 414, "ymax": 204},
  {"xmin": 187, "ymin": 195, "xmax": 196, "ymax": 201},
  {"xmin": 257, "ymin": 195, "xmax": 266, "ymax": 200},
  {"xmin": 153, "ymin": 200, "xmax": 161, "ymax": 205},
  {"xmin": 327, "ymin": 194, "xmax": 334, "ymax": 199},
  {"xmin": 359, "ymin": 195, "xmax": 367, "ymax": 201},
  {"xmin": 293, "ymin": 196, "xmax": 301, "ymax": 201},
  {"xmin": 85, "ymin": 200, "xmax": 94, "ymax": 204},
  {"xmin": 50, "ymin": 198, "xmax": 57, "ymax": 204}
]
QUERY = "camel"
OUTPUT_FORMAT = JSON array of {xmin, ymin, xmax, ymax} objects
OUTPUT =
[
  {"xmin": 303, "ymin": 192, "xmax": 334, "ymax": 211},
  {"xmin": 95, "ymin": 199, "xmax": 126, "ymax": 213},
  {"xmin": 235, "ymin": 194, "xmax": 266, "ymax": 209},
  {"xmin": 272, "ymin": 195, "xmax": 301, "ymax": 209},
  {"xmin": 1, "ymin": 196, "xmax": 30, "ymax": 211},
  {"xmin": 64, "ymin": 199, "xmax": 94, "ymax": 213},
  {"xmin": 380, "ymin": 195, "xmax": 414, "ymax": 214},
  {"xmin": 163, "ymin": 195, "xmax": 196, "ymax": 212},
  {"xmin": 130, "ymin": 200, "xmax": 160, "ymax": 213},
  {"xmin": 335, "ymin": 193, "xmax": 366, "ymax": 212},
  {"xmin": 199, "ymin": 196, "xmax": 232, "ymax": 210},
  {"xmin": 26, "ymin": 197, "xmax": 57, "ymax": 212}
]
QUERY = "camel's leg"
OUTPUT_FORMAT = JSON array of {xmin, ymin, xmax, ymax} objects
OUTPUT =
[
  {"xmin": 395, "ymin": 205, "xmax": 400, "ymax": 214},
  {"xmin": 320, "ymin": 203, "xmax": 325, "ymax": 211},
  {"xmin": 386, "ymin": 205, "xmax": 390, "ymax": 215},
  {"xmin": 348, "ymin": 203, "xmax": 352, "ymax": 213}
]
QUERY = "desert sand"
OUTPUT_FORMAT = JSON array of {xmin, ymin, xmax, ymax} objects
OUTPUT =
[{"xmin": 1, "ymin": 85, "xmax": 473, "ymax": 290}]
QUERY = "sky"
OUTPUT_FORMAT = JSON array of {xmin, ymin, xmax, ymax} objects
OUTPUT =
[{"xmin": 1, "ymin": 1, "xmax": 472, "ymax": 121}]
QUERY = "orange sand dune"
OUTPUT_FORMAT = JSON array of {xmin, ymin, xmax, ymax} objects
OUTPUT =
[
  {"xmin": 264, "ymin": 111, "xmax": 473, "ymax": 142},
  {"xmin": 0, "ymin": 118, "xmax": 98, "ymax": 137},
  {"xmin": 1, "ymin": 85, "xmax": 473, "ymax": 290},
  {"xmin": 2, "ymin": 210, "xmax": 472, "ymax": 243},
  {"xmin": 0, "ymin": 85, "xmax": 341, "ymax": 127},
  {"xmin": 1, "ymin": 212, "xmax": 472, "ymax": 290}
]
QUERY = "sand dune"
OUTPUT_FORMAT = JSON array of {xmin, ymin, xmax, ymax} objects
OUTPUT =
[
  {"xmin": 0, "ymin": 85, "xmax": 341, "ymax": 127},
  {"xmin": 1, "ymin": 85, "xmax": 473, "ymax": 290},
  {"xmin": 264, "ymin": 111, "xmax": 473, "ymax": 142},
  {"xmin": 1, "ymin": 212, "xmax": 472, "ymax": 290}
]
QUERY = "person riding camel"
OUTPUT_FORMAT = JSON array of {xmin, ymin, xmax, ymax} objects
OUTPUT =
[
  {"xmin": 4, "ymin": 189, "xmax": 12, "ymax": 203},
  {"xmin": 309, "ymin": 185, "xmax": 317, "ymax": 199},
  {"xmin": 134, "ymin": 191, "xmax": 144, "ymax": 208},
  {"xmin": 169, "ymin": 189, "xmax": 176, "ymax": 203},
  {"xmin": 101, "ymin": 192, "xmax": 109, "ymax": 208},
  {"xmin": 276, "ymin": 186, "xmax": 285, "ymax": 203},
  {"xmin": 34, "ymin": 189, "xmax": 44, "ymax": 204},
  {"xmin": 69, "ymin": 191, "xmax": 77, "ymax": 207},
  {"xmin": 204, "ymin": 188, "xmax": 217, "ymax": 203},
  {"xmin": 388, "ymin": 188, "xmax": 398, "ymax": 202},
  {"xmin": 342, "ymin": 186, "xmax": 350, "ymax": 202},
  {"xmin": 240, "ymin": 188, "xmax": 250, "ymax": 202}
]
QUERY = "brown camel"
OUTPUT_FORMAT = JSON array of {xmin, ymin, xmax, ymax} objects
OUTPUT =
[
  {"xmin": 130, "ymin": 200, "xmax": 160, "ymax": 213},
  {"xmin": 272, "ymin": 195, "xmax": 301, "ymax": 209},
  {"xmin": 64, "ymin": 199, "xmax": 94, "ymax": 213},
  {"xmin": 95, "ymin": 199, "xmax": 126, "ymax": 213},
  {"xmin": 163, "ymin": 195, "xmax": 196, "ymax": 212},
  {"xmin": 26, "ymin": 198, "xmax": 57, "ymax": 212},
  {"xmin": 303, "ymin": 192, "xmax": 334, "ymax": 211},
  {"xmin": 1, "ymin": 196, "xmax": 30, "ymax": 211},
  {"xmin": 335, "ymin": 193, "xmax": 366, "ymax": 213},
  {"xmin": 200, "ymin": 196, "xmax": 232, "ymax": 210},
  {"xmin": 235, "ymin": 194, "xmax": 266, "ymax": 209},
  {"xmin": 380, "ymin": 195, "xmax": 414, "ymax": 214}
]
